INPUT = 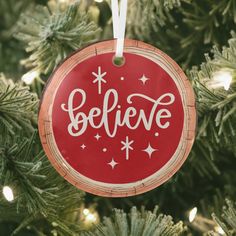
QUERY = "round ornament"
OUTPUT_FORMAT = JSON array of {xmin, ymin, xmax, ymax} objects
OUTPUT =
[{"xmin": 38, "ymin": 39, "xmax": 196, "ymax": 197}]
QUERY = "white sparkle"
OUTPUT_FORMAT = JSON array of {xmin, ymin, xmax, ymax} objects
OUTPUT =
[
  {"xmin": 81, "ymin": 144, "xmax": 86, "ymax": 149},
  {"xmin": 139, "ymin": 74, "xmax": 150, "ymax": 85},
  {"xmin": 142, "ymin": 143, "xmax": 157, "ymax": 158},
  {"xmin": 121, "ymin": 136, "xmax": 134, "ymax": 160},
  {"xmin": 120, "ymin": 77, "xmax": 125, "ymax": 81},
  {"xmin": 94, "ymin": 133, "xmax": 101, "ymax": 140},
  {"xmin": 92, "ymin": 66, "xmax": 107, "ymax": 94},
  {"xmin": 117, "ymin": 105, "xmax": 121, "ymax": 109},
  {"xmin": 155, "ymin": 132, "xmax": 159, "ymax": 137},
  {"xmin": 108, "ymin": 158, "xmax": 118, "ymax": 169},
  {"xmin": 103, "ymin": 148, "xmax": 107, "ymax": 152}
]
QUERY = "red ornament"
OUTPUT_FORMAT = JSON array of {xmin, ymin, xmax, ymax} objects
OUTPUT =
[{"xmin": 39, "ymin": 39, "xmax": 196, "ymax": 197}]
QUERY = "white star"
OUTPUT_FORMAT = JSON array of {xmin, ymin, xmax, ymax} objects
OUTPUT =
[
  {"xmin": 92, "ymin": 66, "xmax": 107, "ymax": 94},
  {"xmin": 108, "ymin": 158, "xmax": 118, "ymax": 170},
  {"xmin": 142, "ymin": 143, "xmax": 157, "ymax": 158},
  {"xmin": 81, "ymin": 144, "xmax": 86, "ymax": 149},
  {"xmin": 139, "ymin": 74, "xmax": 150, "ymax": 85},
  {"xmin": 121, "ymin": 136, "xmax": 134, "ymax": 160},
  {"xmin": 94, "ymin": 133, "xmax": 101, "ymax": 140}
]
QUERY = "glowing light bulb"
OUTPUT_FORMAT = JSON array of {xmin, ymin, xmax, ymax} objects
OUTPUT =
[
  {"xmin": 189, "ymin": 207, "xmax": 197, "ymax": 222},
  {"xmin": 86, "ymin": 213, "xmax": 97, "ymax": 223},
  {"xmin": 83, "ymin": 208, "xmax": 90, "ymax": 216},
  {"xmin": 215, "ymin": 226, "xmax": 225, "ymax": 235},
  {"xmin": 21, "ymin": 71, "xmax": 39, "ymax": 85},
  {"xmin": 95, "ymin": 0, "xmax": 103, "ymax": 2},
  {"xmin": 211, "ymin": 71, "xmax": 233, "ymax": 91},
  {"xmin": 2, "ymin": 186, "xmax": 14, "ymax": 202}
]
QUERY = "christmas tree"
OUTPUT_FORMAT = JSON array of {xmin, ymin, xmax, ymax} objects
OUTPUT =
[{"xmin": 0, "ymin": 0, "xmax": 236, "ymax": 235}]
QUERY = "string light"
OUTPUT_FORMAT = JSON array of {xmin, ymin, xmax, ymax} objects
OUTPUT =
[
  {"xmin": 83, "ymin": 208, "xmax": 90, "ymax": 216},
  {"xmin": 86, "ymin": 213, "xmax": 97, "ymax": 223},
  {"xmin": 83, "ymin": 208, "xmax": 98, "ymax": 224},
  {"xmin": 2, "ymin": 186, "xmax": 14, "ymax": 202},
  {"xmin": 214, "ymin": 226, "xmax": 225, "ymax": 235},
  {"xmin": 21, "ymin": 71, "xmax": 39, "ymax": 85},
  {"xmin": 210, "ymin": 70, "xmax": 233, "ymax": 91},
  {"xmin": 189, "ymin": 207, "xmax": 198, "ymax": 222}
]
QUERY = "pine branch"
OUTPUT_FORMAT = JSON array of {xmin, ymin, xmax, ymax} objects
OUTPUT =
[
  {"xmin": 15, "ymin": 1, "xmax": 100, "ymax": 75},
  {"xmin": 0, "ymin": 74, "xmax": 38, "ymax": 136},
  {"xmin": 126, "ymin": 0, "xmax": 235, "ymax": 68},
  {"xmin": 126, "ymin": 0, "xmax": 181, "ymax": 39},
  {"xmin": 0, "ymin": 0, "xmax": 33, "ymax": 78},
  {"xmin": 83, "ymin": 206, "xmax": 185, "ymax": 236},
  {"xmin": 209, "ymin": 199, "xmax": 236, "ymax": 235},
  {"xmin": 0, "ymin": 0, "xmax": 33, "ymax": 41},
  {"xmin": 190, "ymin": 32, "xmax": 236, "ymax": 155},
  {"xmin": 0, "ymin": 132, "xmax": 84, "ymax": 235}
]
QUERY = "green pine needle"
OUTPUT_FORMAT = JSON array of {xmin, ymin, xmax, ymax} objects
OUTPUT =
[
  {"xmin": 83, "ymin": 206, "xmax": 185, "ymax": 236},
  {"xmin": 0, "ymin": 131, "xmax": 84, "ymax": 235},
  {"xmin": 0, "ymin": 73, "xmax": 38, "ymax": 136},
  {"xmin": 15, "ymin": 1, "xmax": 100, "ymax": 75},
  {"xmin": 209, "ymin": 199, "xmax": 236, "ymax": 235}
]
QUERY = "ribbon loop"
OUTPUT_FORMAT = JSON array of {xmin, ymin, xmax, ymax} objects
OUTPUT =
[{"xmin": 111, "ymin": 0, "xmax": 128, "ymax": 58}]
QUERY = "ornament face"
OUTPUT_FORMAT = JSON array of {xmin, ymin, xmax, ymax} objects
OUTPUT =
[{"xmin": 38, "ymin": 39, "xmax": 196, "ymax": 197}]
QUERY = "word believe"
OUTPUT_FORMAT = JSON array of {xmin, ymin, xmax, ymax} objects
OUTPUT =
[{"xmin": 61, "ymin": 89, "xmax": 175, "ymax": 138}]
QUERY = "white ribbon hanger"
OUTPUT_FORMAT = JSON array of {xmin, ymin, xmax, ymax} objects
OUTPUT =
[{"xmin": 111, "ymin": 0, "xmax": 128, "ymax": 58}]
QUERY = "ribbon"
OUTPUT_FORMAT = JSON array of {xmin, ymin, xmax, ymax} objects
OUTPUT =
[{"xmin": 111, "ymin": 0, "xmax": 128, "ymax": 58}]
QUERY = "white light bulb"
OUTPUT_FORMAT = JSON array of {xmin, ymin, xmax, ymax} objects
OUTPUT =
[
  {"xmin": 2, "ymin": 186, "xmax": 14, "ymax": 202},
  {"xmin": 95, "ymin": 0, "xmax": 103, "ymax": 2},
  {"xmin": 215, "ymin": 226, "xmax": 225, "ymax": 235},
  {"xmin": 210, "ymin": 71, "xmax": 233, "ymax": 91},
  {"xmin": 86, "ymin": 213, "xmax": 97, "ymax": 223},
  {"xmin": 83, "ymin": 208, "xmax": 90, "ymax": 216},
  {"xmin": 21, "ymin": 71, "xmax": 39, "ymax": 85},
  {"xmin": 189, "ymin": 207, "xmax": 197, "ymax": 222}
]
